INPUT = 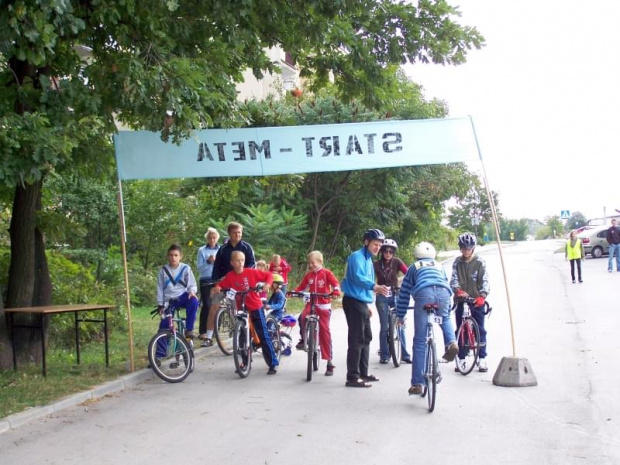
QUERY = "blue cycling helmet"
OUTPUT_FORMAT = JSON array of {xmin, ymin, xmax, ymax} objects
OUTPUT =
[
  {"xmin": 458, "ymin": 233, "xmax": 477, "ymax": 249},
  {"xmin": 363, "ymin": 228, "xmax": 385, "ymax": 242},
  {"xmin": 281, "ymin": 314, "xmax": 297, "ymax": 327}
]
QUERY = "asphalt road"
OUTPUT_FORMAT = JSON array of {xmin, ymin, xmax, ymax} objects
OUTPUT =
[{"xmin": 1, "ymin": 240, "xmax": 618, "ymax": 465}]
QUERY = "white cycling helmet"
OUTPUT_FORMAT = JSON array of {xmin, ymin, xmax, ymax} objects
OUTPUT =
[
  {"xmin": 414, "ymin": 242, "xmax": 436, "ymax": 259},
  {"xmin": 381, "ymin": 238, "xmax": 398, "ymax": 252}
]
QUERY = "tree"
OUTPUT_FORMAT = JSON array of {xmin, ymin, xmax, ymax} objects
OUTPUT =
[
  {"xmin": 536, "ymin": 216, "xmax": 564, "ymax": 239},
  {"xmin": 566, "ymin": 211, "xmax": 588, "ymax": 231},
  {"xmin": 0, "ymin": 1, "xmax": 483, "ymax": 365},
  {"xmin": 448, "ymin": 176, "xmax": 499, "ymax": 242}
]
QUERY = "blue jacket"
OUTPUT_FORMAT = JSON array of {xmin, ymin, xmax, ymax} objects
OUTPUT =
[
  {"xmin": 396, "ymin": 258, "xmax": 452, "ymax": 319},
  {"xmin": 341, "ymin": 247, "xmax": 376, "ymax": 303},
  {"xmin": 267, "ymin": 289, "xmax": 286, "ymax": 320}
]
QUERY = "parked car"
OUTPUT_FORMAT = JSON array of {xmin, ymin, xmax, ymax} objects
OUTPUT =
[{"xmin": 579, "ymin": 226, "xmax": 609, "ymax": 258}]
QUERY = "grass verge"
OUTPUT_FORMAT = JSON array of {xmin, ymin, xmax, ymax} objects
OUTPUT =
[
  {"xmin": 0, "ymin": 301, "xmax": 307, "ymax": 419},
  {"xmin": 0, "ymin": 306, "xmax": 155, "ymax": 419}
]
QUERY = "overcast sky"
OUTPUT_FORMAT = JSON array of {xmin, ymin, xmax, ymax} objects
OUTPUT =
[{"xmin": 405, "ymin": 0, "xmax": 620, "ymax": 222}]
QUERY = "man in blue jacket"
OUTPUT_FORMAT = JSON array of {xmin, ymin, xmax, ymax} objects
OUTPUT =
[{"xmin": 341, "ymin": 229, "xmax": 390, "ymax": 388}]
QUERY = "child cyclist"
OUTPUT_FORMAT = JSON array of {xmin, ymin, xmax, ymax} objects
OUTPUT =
[
  {"xmin": 292, "ymin": 250, "xmax": 340, "ymax": 376},
  {"xmin": 211, "ymin": 251, "xmax": 279, "ymax": 375},
  {"xmin": 396, "ymin": 242, "xmax": 458, "ymax": 396},
  {"xmin": 373, "ymin": 238, "xmax": 412, "ymax": 364},
  {"xmin": 265, "ymin": 273, "xmax": 286, "ymax": 322},
  {"xmin": 450, "ymin": 232, "xmax": 490, "ymax": 373},
  {"xmin": 156, "ymin": 244, "xmax": 200, "ymax": 339}
]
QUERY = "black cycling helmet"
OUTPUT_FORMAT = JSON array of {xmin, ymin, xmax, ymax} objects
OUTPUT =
[
  {"xmin": 363, "ymin": 228, "xmax": 385, "ymax": 242},
  {"xmin": 458, "ymin": 232, "xmax": 477, "ymax": 249}
]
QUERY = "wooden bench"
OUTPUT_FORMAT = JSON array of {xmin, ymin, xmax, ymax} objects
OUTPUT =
[{"xmin": 5, "ymin": 304, "xmax": 116, "ymax": 377}]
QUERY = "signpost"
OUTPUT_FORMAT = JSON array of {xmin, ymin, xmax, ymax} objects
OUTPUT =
[{"xmin": 560, "ymin": 210, "xmax": 571, "ymax": 219}]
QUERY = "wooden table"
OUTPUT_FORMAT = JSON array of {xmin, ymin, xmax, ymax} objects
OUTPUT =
[{"xmin": 5, "ymin": 304, "xmax": 116, "ymax": 377}]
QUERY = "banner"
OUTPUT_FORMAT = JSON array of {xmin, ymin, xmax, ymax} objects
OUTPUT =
[{"xmin": 114, "ymin": 117, "xmax": 480, "ymax": 180}]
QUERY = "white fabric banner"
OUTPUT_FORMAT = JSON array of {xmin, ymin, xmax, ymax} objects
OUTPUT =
[{"xmin": 114, "ymin": 117, "xmax": 479, "ymax": 180}]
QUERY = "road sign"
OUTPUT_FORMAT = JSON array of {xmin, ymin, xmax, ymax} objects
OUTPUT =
[{"xmin": 560, "ymin": 210, "xmax": 570, "ymax": 219}]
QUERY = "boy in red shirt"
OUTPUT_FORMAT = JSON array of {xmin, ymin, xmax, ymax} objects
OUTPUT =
[
  {"xmin": 212, "ymin": 251, "xmax": 278, "ymax": 374},
  {"xmin": 292, "ymin": 250, "xmax": 340, "ymax": 376}
]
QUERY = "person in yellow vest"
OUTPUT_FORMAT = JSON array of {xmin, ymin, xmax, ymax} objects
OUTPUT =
[{"xmin": 565, "ymin": 230, "xmax": 585, "ymax": 283}]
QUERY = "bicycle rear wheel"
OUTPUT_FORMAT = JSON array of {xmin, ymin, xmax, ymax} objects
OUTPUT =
[
  {"xmin": 148, "ymin": 330, "xmax": 193, "ymax": 383},
  {"xmin": 215, "ymin": 304, "xmax": 235, "ymax": 356},
  {"xmin": 425, "ymin": 340, "xmax": 438, "ymax": 412},
  {"xmin": 233, "ymin": 320, "xmax": 251, "ymax": 378},
  {"xmin": 455, "ymin": 317, "xmax": 480, "ymax": 376},
  {"xmin": 388, "ymin": 312, "xmax": 401, "ymax": 367},
  {"xmin": 306, "ymin": 320, "xmax": 317, "ymax": 381}
]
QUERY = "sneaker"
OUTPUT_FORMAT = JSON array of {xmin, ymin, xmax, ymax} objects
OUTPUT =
[
  {"xmin": 401, "ymin": 358, "xmax": 412, "ymax": 364},
  {"xmin": 295, "ymin": 340, "xmax": 305, "ymax": 350},
  {"xmin": 578, "ymin": 279, "xmax": 583, "ymax": 283},
  {"xmin": 408, "ymin": 384, "xmax": 423, "ymax": 395},
  {"xmin": 478, "ymin": 359, "xmax": 488, "ymax": 372},
  {"xmin": 572, "ymin": 280, "xmax": 576, "ymax": 284},
  {"xmin": 267, "ymin": 366, "xmax": 277, "ymax": 375},
  {"xmin": 325, "ymin": 363, "xmax": 335, "ymax": 376},
  {"xmin": 184, "ymin": 330, "xmax": 196, "ymax": 339},
  {"xmin": 454, "ymin": 358, "xmax": 467, "ymax": 372},
  {"xmin": 201, "ymin": 338, "xmax": 214, "ymax": 347},
  {"xmin": 442, "ymin": 341, "xmax": 459, "ymax": 362},
  {"xmin": 379, "ymin": 358, "xmax": 389, "ymax": 364}
]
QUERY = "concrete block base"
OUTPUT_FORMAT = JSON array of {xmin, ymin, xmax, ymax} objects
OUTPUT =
[{"xmin": 492, "ymin": 356, "xmax": 538, "ymax": 387}]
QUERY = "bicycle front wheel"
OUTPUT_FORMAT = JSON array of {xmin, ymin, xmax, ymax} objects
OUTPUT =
[
  {"xmin": 425, "ymin": 340, "xmax": 438, "ymax": 412},
  {"xmin": 388, "ymin": 312, "xmax": 401, "ymax": 367},
  {"xmin": 215, "ymin": 305, "xmax": 235, "ymax": 356},
  {"xmin": 148, "ymin": 330, "xmax": 193, "ymax": 383},
  {"xmin": 233, "ymin": 319, "xmax": 251, "ymax": 378},
  {"xmin": 265, "ymin": 316, "xmax": 282, "ymax": 364},
  {"xmin": 306, "ymin": 320, "xmax": 317, "ymax": 382},
  {"xmin": 455, "ymin": 317, "xmax": 480, "ymax": 376}
]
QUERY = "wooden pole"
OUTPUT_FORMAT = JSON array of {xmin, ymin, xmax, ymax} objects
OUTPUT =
[
  {"xmin": 469, "ymin": 117, "xmax": 517, "ymax": 357},
  {"xmin": 117, "ymin": 180, "xmax": 135, "ymax": 371}
]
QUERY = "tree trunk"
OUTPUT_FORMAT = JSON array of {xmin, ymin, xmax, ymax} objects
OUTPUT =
[
  {"xmin": 0, "ymin": 287, "xmax": 12, "ymax": 369},
  {"xmin": 2, "ymin": 180, "xmax": 51, "ymax": 367}
]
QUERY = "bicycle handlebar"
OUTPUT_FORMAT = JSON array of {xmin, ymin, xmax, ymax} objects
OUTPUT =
[
  {"xmin": 219, "ymin": 285, "xmax": 264, "ymax": 295},
  {"xmin": 286, "ymin": 291, "xmax": 336, "ymax": 299},
  {"xmin": 451, "ymin": 296, "xmax": 492, "ymax": 315}
]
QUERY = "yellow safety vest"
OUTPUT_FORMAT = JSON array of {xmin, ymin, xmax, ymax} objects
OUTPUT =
[{"xmin": 566, "ymin": 239, "xmax": 583, "ymax": 260}]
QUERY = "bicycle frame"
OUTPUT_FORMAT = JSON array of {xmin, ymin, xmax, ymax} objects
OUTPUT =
[{"xmin": 288, "ymin": 291, "xmax": 331, "ymax": 381}]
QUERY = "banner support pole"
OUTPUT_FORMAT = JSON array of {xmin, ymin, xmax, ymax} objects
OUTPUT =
[
  {"xmin": 468, "ymin": 116, "xmax": 537, "ymax": 387},
  {"xmin": 117, "ymin": 180, "xmax": 135, "ymax": 372}
]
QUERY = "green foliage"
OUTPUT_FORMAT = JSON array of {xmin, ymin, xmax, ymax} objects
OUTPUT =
[
  {"xmin": 536, "ymin": 216, "xmax": 564, "ymax": 240},
  {"xmin": 46, "ymin": 250, "xmax": 121, "ymax": 347},
  {"xmin": 448, "ymin": 176, "xmax": 499, "ymax": 241},
  {"xmin": 566, "ymin": 211, "xmax": 588, "ymax": 231}
]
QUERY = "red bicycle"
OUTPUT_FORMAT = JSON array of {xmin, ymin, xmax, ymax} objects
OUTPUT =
[{"xmin": 452, "ymin": 297, "xmax": 491, "ymax": 375}]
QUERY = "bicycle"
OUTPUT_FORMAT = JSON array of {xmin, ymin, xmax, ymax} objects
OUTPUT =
[
  {"xmin": 287, "ymin": 291, "xmax": 332, "ymax": 382},
  {"xmin": 420, "ymin": 303, "xmax": 442, "ymax": 413},
  {"xmin": 147, "ymin": 299, "xmax": 195, "ymax": 383},
  {"xmin": 224, "ymin": 287, "xmax": 281, "ymax": 378},
  {"xmin": 214, "ymin": 296, "xmax": 235, "ymax": 356},
  {"xmin": 386, "ymin": 287, "xmax": 402, "ymax": 367},
  {"xmin": 452, "ymin": 297, "xmax": 491, "ymax": 375}
]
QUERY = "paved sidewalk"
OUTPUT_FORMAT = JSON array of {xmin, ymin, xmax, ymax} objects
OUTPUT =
[{"xmin": 0, "ymin": 344, "xmax": 219, "ymax": 434}]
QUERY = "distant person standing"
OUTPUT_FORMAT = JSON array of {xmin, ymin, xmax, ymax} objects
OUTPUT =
[
  {"xmin": 196, "ymin": 228, "xmax": 220, "ymax": 346},
  {"xmin": 565, "ymin": 230, "xmax": 585, "ymax": 283},
  {"xmin": 606, "ymin": 219, "xmax": 620, "ymax": 272}
]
